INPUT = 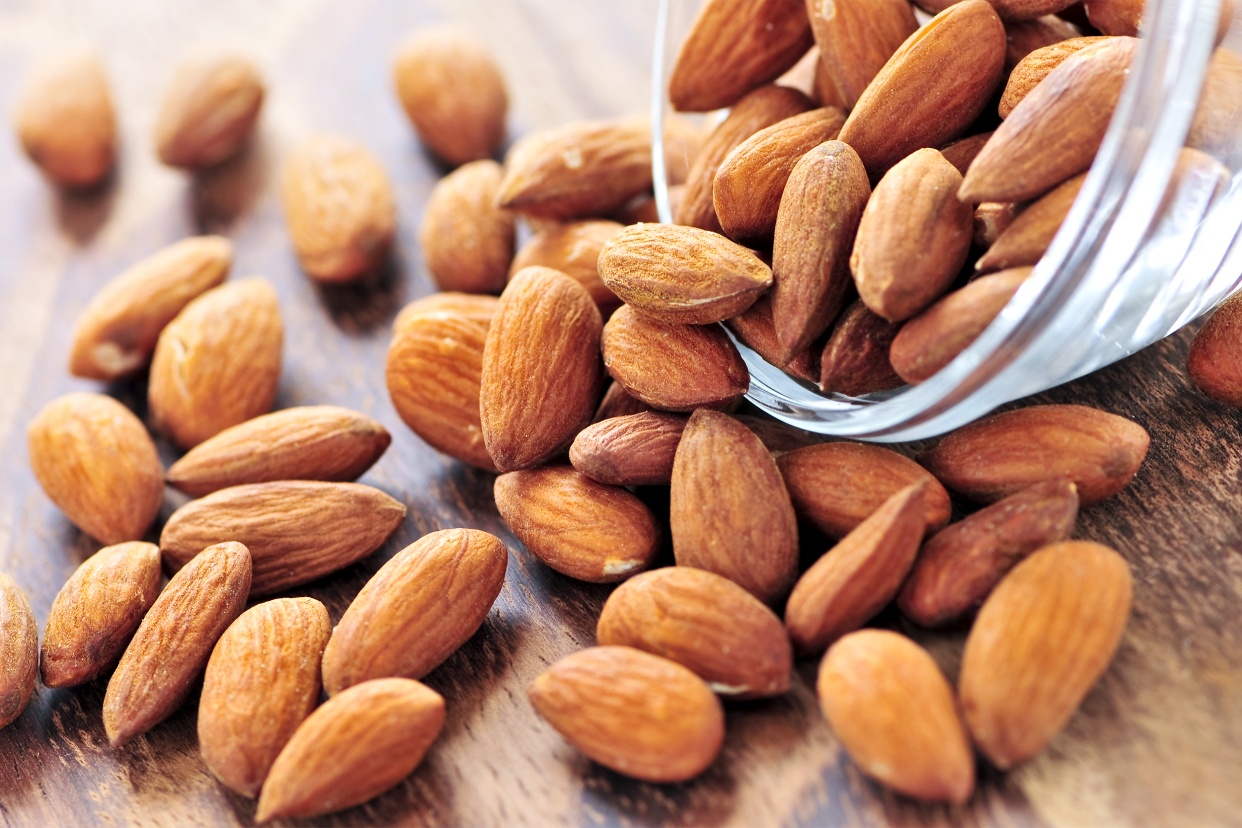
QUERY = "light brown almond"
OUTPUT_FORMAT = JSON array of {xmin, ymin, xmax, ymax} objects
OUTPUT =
[
  {"xmin": 1187, "ymin": 48, "xmax": 1242, "ymax": 164},
  {"xmin": 510, "ymin": 219, "xmax": 623, "ymax": 313},
  {"xmin": 0, "ymin": 573, "xmax": 38, "ymax": 730},
  {"xmin": 977, "ymin": 177, "xmax": 1084, "ymax": 272},
  {"xmin": 724, "ymin": 293, "xmax": 821, "ymax": 383},
  {"xmin": 808, "ymin": 0, "xmax": 919, "ymax": 109},
  {"xmin": 986, "ymin": 0, "xmax": 1080, "ymax": 20},
  {"xmin": 997, "ymin": 36, "xmax": 1107, "ymax": 119},
  {"xmin": 1003, "ymin": 15, "xmax": 1083, "ymax": 71},
  {"xmin": 14, "ymin": 51, "xmax": 116, "ymax": 188},
  {"xmin": 1188, "ymin": 290, "xmax": 1242, "ymax": 407},
  {"xmin": 1083, "ymin": 0, "xmax": 1141, "ymax": 34},
  {"xmin": 939, "ymin": 130, "xmax": 994, "ymax": 177},
  {"xmin": 392, "ymin": 292, "xmax": 499, "ymax": 335},
  {"xmin": 593, "ymin": 381, "xmax": 654, "ymax": 422},
  {"xmin": 419, "ymin": 159, "xmax": 515, "ymax": 294},
  {"xmin": 154, "ymin": 53, "xmax": 264, "ymax": 169},
  {"xmin": 818, "ymin": 299, "xmax": 904, "ymax": 397},
  {"xmin": 569, "ymin": 411, "xmax": 688, "ymax": 486}
]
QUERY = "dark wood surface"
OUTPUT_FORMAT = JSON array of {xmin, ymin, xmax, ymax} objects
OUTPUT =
[{"xmin": 1, "ymin": 1, "xmax": 1240, "ymax": 826}]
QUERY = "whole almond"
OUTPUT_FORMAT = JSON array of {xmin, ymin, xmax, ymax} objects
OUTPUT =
[
  {"xmin": 1003, "ymin": 15, "xmax": 1084, "ymax": 71},
  {"xmin": 199, "ymin": 598, "xmax": 330, "ymax": 798},
  {"xmin": 256, "ymin": 678, "xmax": 445, "ymax": 823},
  {"xmin": 597, "ymin": 224, "xmax": 772, "ymax": 325},
  {"xmin": 671, "ymin": 410, "xmax": 799, "ymax": 604},
  {"xmin": 1188, "ymin": 290, "xmax": 1242, "ymax": 407},
  {"xmin": 154, "ymin": 54, "xmax": 264, "ymax": 169},
  {"xmin": 959, "ymin": 540, "xmax": 1132, "ymax": 768},
  {"xmin": 69, "ymin": 235, "xmax": 232, "ymax": 380},
  {"xmin": 321, "ymin": 529, "xmax": 507, "ymax": 695},
  {"xmin": 103, "ymin": 541, "xmax": 252, "ymax": 747},
  {"xmin": 528, "ymin": 646, "xmax": 725, "ymax": 783},
  {"xmin": 166, "ymin": 406, "xmax": 391, "ymax": 496},
  {"xmin": 570, "ymin": 411, "xmax": 688, "ymax": 486},
  {"xmin": 14, "ymin": 51, "xmax": 116, "ymax": 188},
  {"xmin": 818, "ymin": 630, "xmax": 974, "ymax": 803},
  {"xmin": 160, "ymin": 481, "xmax": 406, "ymax": 597},
  {"xmin": 808, "ymin": 0, "xmax": 918, "ymax": 110},
  {"xmin": 920, "ymin": 403, "xmax": 1150, "ymax": 504},
  {"xmin": 419, "ymin": 159, "xmax": 515, "ymax": 294},
  {"xmin": 1083, "ymin": 0, "xmax": 1142, "ymax": 34},
  {"xmin": 597, "ymin": 567, "xmax": 792, "ymax": 699},
  {"xmin": 0, "ymin": 573, "xmax": 38, "ymax": 730},
  {"xmin": 393, "ymin": 27, "xmax": 507, "ymax": 166},
  {"xmin": 785, "ymin": 483, "xmax": 926, "ymax": 655},
  {"xmin": 776, "ymin": 442, "xmax": 950, "ymax": 538},
  {"xmin": 977, "ymin": 177, "xmax": 1085, "ymax": 272},
  {"xmin": 148, "ymin": 278, "xmax": 283, "ymax": 449},
  {"xmin": 594, "ymin": 381, "xmax": 655, "ymax": 422},
  {"xmin": 818, "ymin": 300, "xmax": 904, "ymax": 397},
  {"xmin": 27, "ymin": 392, "xmax": 164, "ymax": 545},
  {"xmin": 724, "ymin": 293, "xmax": 821, "ymax": 383},
  {"xmin": 494, "ymin": 466, "xmax": 660, "ymax": 583},
  {"xmin": 510, "ymin": 219, "xmax": 623, "ymax": 313},
  {"xmin": 41, "ymin": 541, "xmax": 162, "ymax": 688},
  {"xmin": 281, "ymin": 135, "xmax": 396, "ymax": 282},
  {"xmin": 480, "ymin": 267, "xmax": 603, "ymax": 471},
  {"xmin": 392, "ymin": 292, "xmax": 499, "ymax": 335},
  {"xmin": 997, "ymin": 37, "xmax": 1107, "ymax": 119}
]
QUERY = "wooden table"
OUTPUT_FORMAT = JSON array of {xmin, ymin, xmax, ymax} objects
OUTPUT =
[{"xmin": 1, "ymin": 1, "xmax": 1240, "ymax": 825}]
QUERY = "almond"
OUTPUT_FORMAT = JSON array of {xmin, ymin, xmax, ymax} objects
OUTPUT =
[
  {"xmin": 1002, "ymin": 14, "xmax": 1083, "ymax": 71},
  {"xmin": 14, "ymin": 51, "xmax": 116, "ymax": 188},
  {"xmin": 510, "ymin": 219, "xmax": 624, "ymax": 313},
  {"xmin": 103, "ymin": 541, "xmax": 252, "ymax": 747},
  {"xmin": 973, "ymin": 201, "xmax": 1020, "ymax": 249},
  {"xmin": 986, "ymin": 0, "xmax": 1080, "ymax": 20},
  {"xmin": 0, "ymin": 573, "xmax": 37, "ymax": 730},
  {"xmin": 160, "ymin": 481, "xmax": 406, "ymax": 597},
  {"xmin": 807, "ymin": 0, "xmax": 918, "ymax": 109},
  {"xmin": 494, "ymin": 466, "xmax": 660, "ymax": 583},
  {"xmin": 199, "ymin": 597, "xmax": 330, "ymax": 798},
  {"xmin": 392, "ymin": 27, "xmax": 507, "ymax": 166},
  {"xmin": 392, "ymin": 292, "xmax": 499, "ymax": 335},
  {"xmin": 597, "ymin": 567, "xmax": 792, "ymax": 699},
  {"xmin": 593, "ymin": 381, "xmax": 654, "ymax": 422},
  {"xmin": 818, "ymin": 300, "xmax": 904, "ymax": 397},
  {"xmin": 1187, "ymin": 48, "xmax": 1242, "ymax": 164},
  {"xmin": 281, "ymin": 135, "xmax": 396, "ymax": 282},
  {"xmin": 569, "ymin": 411, "xmax": 687, "ymax": 486},
  {"xmin": 977, "ymin": 177, "xmax": 1083, "ymax": 272},
  {"xmin": 1082, "ymin": 0, "xmax": 1141, "ymax": 34},
  {"xmin": 818, "ymin": 630, "xmax": 974, "ymax": 803},
  {"xmin": 419, "ymin": 159, "xmax": 515, "ymax": 294},
  {"xmin": 959, "ymin": 540, "xmax": 1132, "ymax": 768},
  {"xmin": 41, "ymin": 541, "xmax": 162, "ymax": 688},
  {"xmin": 166, "ymin": 406, "xmax": 391, "ymax": 496},
  {"xmin": 480, "ymin": 267, "xmax": 603, "ymax": 471},
  {"xmin": 920, "ymin": 403, "xmax": 1150, "ymax": 504},
  {"xmin": 528, "ymin": 646, "xmax": 725, "ymax": 782},
  {"xmin": 997, "ymin": 37, "xmax": 1106, "ymax": 119},
  {"xmin": 148, "ymin": 278, "xmax": 283, "ymax": 449},
  {"xmin": 724, "ymin": 293, "xmax": 822, "ymax": 383},
  {"xmin": 597, "ymin": 224, "xmax": 772, "ymax": 325},
  {"xmin": 154, "ymin": 53, "xmax": 264, "ymax": 169},
  {"xmin": 1188, "ymin": 290, "xmax": 1242, "ymax": 407},
  {"xmin": 321, "ymin": 529, "xmax": 507, "ymax": 695},
  {"xmin": 69, "ymin": 235, "xmax": 232, "ymax": 380},
  {"xmin": 671, "ymin": 410, "xmax": 798, "ymax": 603},
  {"xmin": 256, "ymin": 678, "xmax": 445, "ymax": 823},
  {"xmin": 939, "ymin": 130, "xmax": 993, "ymax": 177},
  {"xmin": 27, "ymin": 392, "xmax": 164, "ymax": 545}
]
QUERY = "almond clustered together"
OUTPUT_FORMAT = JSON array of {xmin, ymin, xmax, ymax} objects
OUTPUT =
[{"xmin": 5, "ymin": 0, "xmax": 1240, "ymax": 821}]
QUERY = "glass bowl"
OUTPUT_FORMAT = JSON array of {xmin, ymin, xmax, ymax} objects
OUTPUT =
[{"xmin": 651, "ymin": 0, "xmax": 1242, "ymax": 442}]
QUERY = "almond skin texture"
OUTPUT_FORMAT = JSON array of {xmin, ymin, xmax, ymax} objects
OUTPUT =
[
  {"xmin": 69, "ymin": 235, "xmax": 232, "ymax": 380},
  {"xmin": 494, "ymin": 467, "xmax": 660, "ymax": 583},
  {"xmin": 15, "ymin": 51, "xmax": 116, "ymax": 188},
  {"xmin": 321, "ymin": 529, "xmax": 507, "ymax": 695},
  {"xmin": 818, "ymin": 300, "xmax": 904, "ymax": 397},
  {"xmin": 419, "ymin": 159, "xmax": 515, "ymax": 294},
  {"xmin": 393, "ymin": 27, "xmax": 507, "ymax": 166},
  {"xmin": 669, "ymin": 0, "xmax": 814, "ymax": 112},
  {"xmin": 256, "ymin": 678, "xmax": 445, "ymax": 823},
  {"xmin": 808, "ymin": 0, "xmax": 919, "ymax": 110},
  {"xmin": 528, "ymin": 646, "xmax": 725, "ymax": 783},
  {"xmin": 597, "ymin": 567, "xmax": 792, "ymax": 699},
  {"xmin": 27, "ymin": 392, "xmax": 164, "ymax": 545},
  {"xmin": 160, "ymin": 481, "xmax": 406, "ymax": 597},
  {"xmin": 725, "ymin": 293, "xmax": 821, "ymax": 383},
  {"xmin": 1188, "ymin": 291, "xmax": 1242, "ymax": 407},
  {"xmin": 898, "ymin": 478, "xmax": 1079, "ymax": 627},
  {"xmin": 154, "ymin": 54, "xmax": 264, "ymax": 169},
  {"xmin": 569, "ymin": 411, "xmax": 688, "ymax": 486},
  {"xmin": 939, "ymin": 131, "xmax": 994, "ymax": 177},
  {"xmin": 103, "ymin": 541, "xmax": 252, "ymax": 747},
  {"xmin": 594, "ymin": 381, "xmax": 655, "ymax": 422},
  {"xmin": 973, "ymin": 201, "xmax": 1019, "ymax": 249},
  {"xmin": 602, "ymin": 306, "xmax": 750, "ymax": 411},
  {"xmin": 985, "ymin": 0, "xmax": 1080, "ymax": 20},
  {"xmin": 959, "ymin": 540, "xmax": 1132, "ymax": 769},
  {"xmin": 480, "ymin": 267, "xmax": 603, "ymax": 472},
  {"xmin": 166, "ymin": 406, "xmax": 391, "ymax": 497},
  {"xmin": 199, "ymin": 598, "xmax": 330, "ymax": 798},
  {"xmin": 671, "ymin": 410, "xmax": 799, "ymax": 604},
  {"xmin": 598, "ymin": 224, "xmax": 772, "ymax": 325},
  {"xmin": 837, "ymin": 0, "xmax": 1007, "ymax": 180},
  {"xmin": 818, "ymin": 630, "xmax": 974, "ymax": 803},
  {"xmin": 997, "ymin": 37, "xmax": 1107, "ymax": 119},
  {"xmin": 281, "ymin": 135, "xmax": 396, "ymax": 282},
  {"xmin": 977, "ymin": 174, "xmax": 1084, "ymax": 272},
  {"xmin": 148, "ymin": 278, "xmax": 283, "ymax": 449},
  {"xmin": 921, "ymin": 404, "xmax": 1150, "ymax": 505},
  {"xmin": 392, "ymin": 292, "xmax": 499, "ymax": 335},
  {"xmin": 785, "ymin": 483, "xmax": 926, "ymax": 655},
  {"xmin": 41, "ymin": 542, "xmax": 162, "ymax": 688},
  {"xmin": 510, "ymin": 220, "xmax": 623, "ymax": 313},
  {"xmin": 1003, "ymin": 14, "xmax": 1083, "ymax": 71},
  {"xmin": 0, "ymin": 573, "xmax": 38, "ymax": 730},
  {"xmin": 777, "ymin": 442, "xmax": 950, "ymax": 539}
]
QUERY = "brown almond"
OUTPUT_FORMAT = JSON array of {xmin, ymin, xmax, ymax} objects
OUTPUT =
[
  {"xmin": 199, "ymin": 598, "xmax": 330, "ymax": 798},
  {"xmin": 569, "ymin": 411, "xmax": 688, "ymax": 486},
  {"xmin": 977, "ymin": 177, "xmax": 1084, "ymax": 272},
  {"xmin": 0, "ymin": 573, "xmax": 38, "ymax": 730},
  {"xmin": 777, "ymin": 442, "xmax": 950, "ymax": 538},
  {"xmin": 392, "ymin": 292, "xmax": 499, "ymax": 335},
  {"xmin": 495, "ymin": 467, "xmax": 660, "ymax": 583},
  {"xmin": 154, "ymin": 54, "xmax": 264, "ymax": 169},
  {"xmin": 41, "ymin": 542, "xmax": 162, "ymax": 688},
  {"xmin": 597, "ymin": 567, "xmax": 791, "ymax": 699},
  {"xmin": 1187, "ymin": 48, "xmax": 1242, "ymax": 165},
  {"xmin": 148, "ymin": 278, "xmax": 283, "ymax": 449},
  {"xmin": 27, "ymin": 392, "xmax": 164, "ymax": 545},
  {"xmin": 69, "ymin": 235, "xmax": 233, "ymax": 380},
  {"xmin": 1083, "ymin": 0, "xmax": 1141, "ymax": 35},
  {"xmin": 973, "ymin": 201, "xmax": 1020, "ymax": 249},
  {"xmin": 15, "ymin": 51, "xmax": 116, "ymax": 188},
  {"xmin": 593, "ymin": 381, "xmax": 654, "ymax": 422},
  {"xmin": 281, "ymin": 135, "xmax": 396, "ymax": 282},
  {"xmin": 160, "ymin": 481, "xmax": 406, "ymax": 597},
  {"xmin": 997, "ymin": 37, "xmax": 1106, "ymax": 119},
  {"xmin": 166, "ymin": 406, "xmax": 391, "ymax": 496},
  {"xmin": 256, "ymin": 678, "xmax": 445, "ymax": 823},
  {"xmin": 510, "ymin": 219, "xmax": 623, "ymax": 313},
  {"xmin": 1003, "ymin": 15, "xmax": 1084, "ymax": 71},
  {"xmin": 671, "ymin": 410, "xmax": 798, "ymax": 603},
  {"xmin": 808, "ymin": 0, "xmax": 918, "ymax": 109},
  {"xmin": 818, "ymin": 300, "xmax": 904, "ymax": 397},
  {"xmin": 818, "ymin": 630, "xmax": 974, "ymax": 803},
  {"xmin": 920, "ymin": 403, "xmax": 1150, "ymax": 504},
  {"xmin": 724, "ymin": 293, "xmax": 821, "ymax": 383},
  {"xmin": 103, "ymin": 541, "xmax": 252, "ymax": 747},
  {"xmin": 986, "ymin": 0, "xmax": 1081, "ymax": 20},
  {"xmin": 1188, "ymin": 290, "xmax": 1242, "ymax": 407},
  {"xmin": 939, "ymin": 130, "xmax": 994, "ymax": 177},
  {"xmin": 419, "ymin": 159, "xmax": 515, "ymax": 294},
  {"xmin": 528, "ymin": 646, "xmax": 725, "ymax": 782},
  {"xmin": 959, "ymin": 540, "xmax": 1132, "ymax": 768}
]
